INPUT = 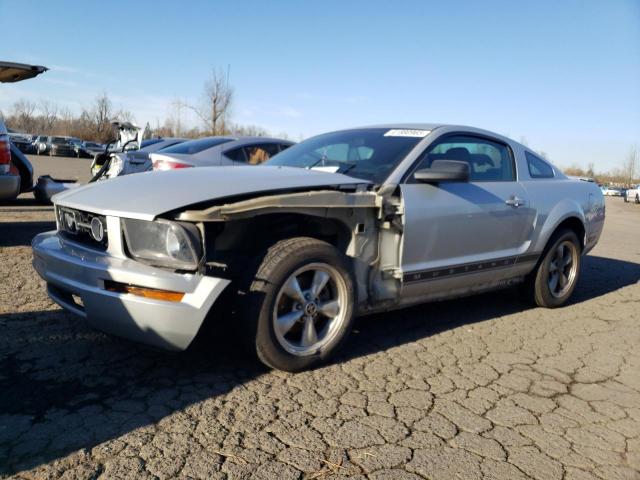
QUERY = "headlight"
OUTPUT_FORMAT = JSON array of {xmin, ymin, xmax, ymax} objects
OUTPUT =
[
  {"xmin": 121, "ymin": 218, "xmax": 202, "ymax": 270},
  {"xmin": 107, "ymin": 155, "xmax": 124, "ymax": 178}
]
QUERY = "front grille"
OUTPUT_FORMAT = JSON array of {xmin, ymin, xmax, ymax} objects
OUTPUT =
[{"xmin": 57, "ymin": 206, "xmax": 108, "ymax": 250}]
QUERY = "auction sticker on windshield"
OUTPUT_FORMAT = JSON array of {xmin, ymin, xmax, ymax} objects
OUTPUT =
[{"xmin": 384, "ymin": 129, "xmax": 431, "ymax": 137}]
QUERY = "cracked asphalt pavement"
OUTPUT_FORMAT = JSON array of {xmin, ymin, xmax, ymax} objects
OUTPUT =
[{"xmin": 1, "ymin": 159, "xmax": 639, "ymax": 479}]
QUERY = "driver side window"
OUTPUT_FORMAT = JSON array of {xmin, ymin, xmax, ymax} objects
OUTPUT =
[{"xmin": 415, "ymin": 135, "xmax": 515, "ymax": 182}]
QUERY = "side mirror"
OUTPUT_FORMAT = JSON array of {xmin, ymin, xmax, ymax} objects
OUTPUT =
[{"xmin": 414, "ymin": 160, "xmax": 470, "ymax": 183}]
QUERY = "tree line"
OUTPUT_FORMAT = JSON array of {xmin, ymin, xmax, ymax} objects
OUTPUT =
[
  {"xmin": 0, "ymin": 68, "xmax": 285, "ymax": 143},
  {"xmin": 0, "ymin": 93, "xmax": 132, "ymax": 144},
  {"xmin": 562, "ymin": 145, "xmax": 639, "ymax": 187}
]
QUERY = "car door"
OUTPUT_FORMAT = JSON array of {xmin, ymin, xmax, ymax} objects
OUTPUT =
[{"xmin": 400, "ymin": 134, "xmax": 536, "ymax": 299}]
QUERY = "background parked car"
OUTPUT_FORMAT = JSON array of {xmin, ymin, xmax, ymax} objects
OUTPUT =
[
  {"xmin": 625, "ymin": 185, "xmax": 640, "ymax": 203},
  {"xmin": 150, "ymin": 136, "xmax": 294, "ymax": 171},
  {"xmin": 75, "ymin": 141, "xmax": 105, "ymax": 158},
  {"xmin": 67, "ymin": 137, "xmax": 82, "ymax": 151},
  {"xmin": 33, "ymin": 135, "xmax": 49, "ymax": 154},
  {"xmin": 601, "ymin": 186, "xmax": 622, "ymax": 196},
  {"xmin": 0, "ymin": 61, "xmax": 47, "ymax": 201},
  {"xmin": 103, "ymin": 137, "xmax": 189, "ymax": 178},
  {"xmin": 48, "ymin": 136, "xmax": 76, "ymax": 157},
  {"xmin": 8, "ymin": 133, "xmax": 36, "ymax": 154}
]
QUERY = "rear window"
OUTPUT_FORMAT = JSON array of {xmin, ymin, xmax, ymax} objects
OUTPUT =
[
  {"xmin": 160, "ymin": 137, "xmax": 234, "ymax": 155},
  {"xmin": 153, "ymin": 140, "xmax": 185, "ymax": 152},
  {"xmin": 140, "ymin": 138, "xmax": 163, "ymax": 149},
  {"xmin": 526, "ymin": 152, "xmax": 555, "ymax": 179}
]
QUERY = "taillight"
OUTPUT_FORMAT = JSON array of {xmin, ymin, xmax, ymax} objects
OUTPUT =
[
  {"xmin": 152, "ymin": 159, "xmax": 193, "ymax": 171},
  {"xmin": 0, "ymin": 135, "xmax": 10, "ymax": 175}
]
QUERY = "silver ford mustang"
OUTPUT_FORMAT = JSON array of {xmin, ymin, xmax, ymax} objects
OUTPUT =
[{"xmin": 32, "ymin": 124, "xmax": 605, "ymax": 371}]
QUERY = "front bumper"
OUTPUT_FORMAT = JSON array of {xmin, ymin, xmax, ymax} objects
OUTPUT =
[
  {"xmin": 51, "ymin": 147, "xmax": 74, "ymax": 156},
  {"xmin": 32, "ymin": 231, "xmax": 230, "ymax": 351}
]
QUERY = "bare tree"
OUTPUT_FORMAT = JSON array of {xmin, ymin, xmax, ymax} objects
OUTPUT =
[
  {"xmin": 56, "ymin": 107, "xmax": 74, "ymax": 136},
  {"xmin": 115, "ymin": 109, "xmax": 134, "ymax": 123},
  {"xmin": 163, "ymin": 98, "xmax": 188, "ymax": 137},
  {"xmin": 229, "ymin": 123, "xmax": 268, "ymax": 137},
  {"xmin": 622, "ymin": 144, "xmax": 638, "ymax": 186},
  {"xmin": 11, "ymin": 99, "xmax": 37, "ymax": 132},
  {"xmin": 40, "ymin": 100, "xmax": 59, "ymax": 135},
  {"xmin": 189, "ymin": 68, "xmax": 233, "ymax": 135},
  {"xmin": 92, "ymin": 92, "xmax": 113, "ymax": 141}
]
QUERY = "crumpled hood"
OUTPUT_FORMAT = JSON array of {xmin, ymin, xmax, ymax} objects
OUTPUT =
[{"xmin": 54, "ymin": 166, "xmax": 370, "ymax": 220}]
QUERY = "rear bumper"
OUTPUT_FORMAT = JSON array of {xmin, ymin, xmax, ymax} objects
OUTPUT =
[
  {"xmin": 0, "ymin": 174, "xmax": 20, "ymax": 200},
  {"xmin": 32, "ymin": 231, "xmax": 230, "ymax": 351}
]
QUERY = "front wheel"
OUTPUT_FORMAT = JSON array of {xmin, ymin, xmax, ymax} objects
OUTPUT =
[
  {"xmin": 238, "ymin": 237, "xmax": 356, "ymax": 372},
  {"xmin": 523, "ymin": 229, "xmax": 581, "ymax": 308},
  {"xmin": 636, "ymin": 195, "xmax": 639, "ymax": 204}
]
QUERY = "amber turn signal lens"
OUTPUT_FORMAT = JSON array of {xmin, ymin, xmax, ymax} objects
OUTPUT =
[{"xmin": 104, "ymin": 281, "xmax": 184, "ymax": 302}]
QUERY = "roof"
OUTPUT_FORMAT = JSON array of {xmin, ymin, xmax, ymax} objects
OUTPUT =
[{"xmin": 356, "ymin": 123, "xmax": 447, "ymax": 131}]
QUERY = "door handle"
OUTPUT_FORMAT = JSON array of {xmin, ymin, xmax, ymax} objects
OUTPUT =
[{"xmin": 505, "ymin": 197, "xmax": 525, "ymax": 207}]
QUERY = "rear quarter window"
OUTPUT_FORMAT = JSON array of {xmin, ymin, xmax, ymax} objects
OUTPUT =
[{"xmin": 526, "ymin": 152, "xmax": 555, "ymax": 179}]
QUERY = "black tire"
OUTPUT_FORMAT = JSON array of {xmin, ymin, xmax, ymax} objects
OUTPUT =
[
  {"xmin": 237, "ymin": 237, "xmax": 356, "ymax": 372},
  {"xmin": 523, "ymin": 229, "xmax": 581, "ymax": 308},
  {"xmin": 635, "ymin": 195, "xmax": 639, "ymax": 204}
]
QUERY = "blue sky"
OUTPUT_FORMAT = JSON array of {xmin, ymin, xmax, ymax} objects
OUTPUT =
[{"xmin": 1, "ymin": 0, "xmax": 638, "ymax": 171}]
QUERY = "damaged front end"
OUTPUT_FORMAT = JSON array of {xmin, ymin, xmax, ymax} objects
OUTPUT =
[{"xmin": 172, "ymin": 186, "xmax": 405, "ymax": 314}]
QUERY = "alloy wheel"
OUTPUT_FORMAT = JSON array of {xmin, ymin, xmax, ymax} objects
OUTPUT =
[
  {"xmin": 548, "ymin": 240, "xmax": 578, "ymax": 298},
  {"xmin": 272, "ymin": 262, "xmax": 348, "ymax": 356}
]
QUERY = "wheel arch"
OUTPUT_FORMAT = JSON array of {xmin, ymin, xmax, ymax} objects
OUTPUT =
[
  {"xmin": 204, "ymin": 212, "xmax": 357, "ymax": 261},
  {"xmin": 536, "ymin": 211, "xmax": 586, "ymax": 255},
  {"xmin": 551, "ymin": 216, "xmax": 585, "ymax": 250}
]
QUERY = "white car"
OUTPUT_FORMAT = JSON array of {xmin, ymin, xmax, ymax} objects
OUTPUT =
[
  {"xmin": 624, "ymin": 185, "xmax": 640, "ymax": 203},
  {"xmin": 601, "ymin": 186, "xmax": 621, "ymax": 196}
]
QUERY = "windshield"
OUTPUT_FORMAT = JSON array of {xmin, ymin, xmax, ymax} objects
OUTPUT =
[
  {"xmin": 52, "ymin": 137, "xmax": 68, "ymax": 144},
  {"xmin": 265, "ymin": 128, "xmax": 427, "ymax": 183}
]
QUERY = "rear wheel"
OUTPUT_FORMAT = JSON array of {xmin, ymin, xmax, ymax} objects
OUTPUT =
[
  {"xmin": 237, "ymin": 237, "xmax": 356, "ymax": 372},
  {"xmin": 636, "ymin": 194, "xmax": 639, "ymax": 204},
  {"xmin": 523, "ymin": 229, "xmax": 581, "ymax": 308}
]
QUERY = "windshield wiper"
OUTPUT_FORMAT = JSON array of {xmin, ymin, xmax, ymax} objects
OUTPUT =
[
  {"xmin": 338, "ymin": 163, "xmax": 357, "ymax": 175},
  {"xmin": 306, "ymin": 149, "xmax": 328, "ymax": 169}
]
